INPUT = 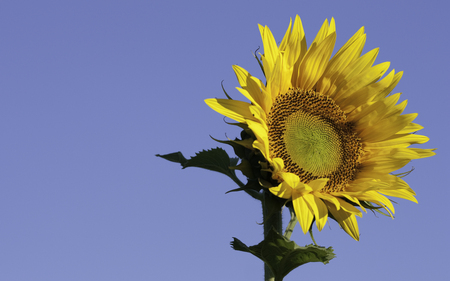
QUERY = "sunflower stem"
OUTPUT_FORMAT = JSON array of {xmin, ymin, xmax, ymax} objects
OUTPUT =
[{"xmin": 262, "ymin": 189, "xmax": 283, "ymax": 281}]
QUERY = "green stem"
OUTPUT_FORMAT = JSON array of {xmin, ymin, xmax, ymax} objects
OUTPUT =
[{"xmin": 262, "ymin": 189, "xmax": 283, "ymax": 281}]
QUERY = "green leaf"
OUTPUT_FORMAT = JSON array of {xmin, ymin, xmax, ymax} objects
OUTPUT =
[
  {"xmin": 155, "ymin": 151, "xmax": 188, "ymax": 165},
  {"xmin": 156, "ymin": 148, "xmax": 244, "ymax": 188},
  {"xmin": 231, "ymin": 228, "xmax": 335, "ymax": 281}
]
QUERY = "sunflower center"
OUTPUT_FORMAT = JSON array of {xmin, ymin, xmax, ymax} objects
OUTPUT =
[
  {"xmin": 284, "ymin": 111, "xmax": 342, "ymax": 176},
  {"xmin": 267, "ymin": 89, "xmax": 363, "ymax": 192}
]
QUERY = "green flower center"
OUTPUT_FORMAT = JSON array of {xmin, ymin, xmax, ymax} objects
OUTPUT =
[
  {"xmin": 267, "ymin": 89, "xmax": 363, "ymax": 191},
  {"xmin": 284, "ymin": 111, "xmax": 342, "ymax": 176}
]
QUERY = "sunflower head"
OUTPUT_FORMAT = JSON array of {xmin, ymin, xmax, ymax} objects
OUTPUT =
[{"xmin": 205, "ymin": 15, "xmax": 435, "ymax": 240}]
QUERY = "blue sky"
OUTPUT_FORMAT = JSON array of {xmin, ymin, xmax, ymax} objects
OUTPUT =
[{"xmin": 1, "ymin": 0, "xmax": 448, "ymax": 280}]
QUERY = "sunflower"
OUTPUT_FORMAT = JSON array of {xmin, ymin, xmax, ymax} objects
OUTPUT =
[{"xmin": 205, "ymin": 16, "xmax": 435, "ymax": 240}]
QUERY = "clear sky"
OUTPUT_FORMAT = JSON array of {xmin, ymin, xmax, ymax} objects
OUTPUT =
[{"xmin": 1, "ymin": 0, "xmax": 448, "ymax": 280}]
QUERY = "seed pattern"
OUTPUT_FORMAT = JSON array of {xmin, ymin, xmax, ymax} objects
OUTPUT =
[{"xmin": 267, "ymin": 89, "xmax": 363, "ymax": 192}]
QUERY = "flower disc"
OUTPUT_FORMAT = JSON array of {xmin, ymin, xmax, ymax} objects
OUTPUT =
[
  {"xmin": 268, "ymin": 89, "xmax": 363, "ymax": 192},
  {"xmin": 284, "ymin": 110, "xmax": 342, "ymax": 176}
]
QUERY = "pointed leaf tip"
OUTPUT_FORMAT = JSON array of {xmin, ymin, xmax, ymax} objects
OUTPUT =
[{"xmin": 155, "ymin": 152, "xmax": 187, "ymax": 166}]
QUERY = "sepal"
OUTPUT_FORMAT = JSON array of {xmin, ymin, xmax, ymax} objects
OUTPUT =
[{"xmin": 210, "ymin": 136, "xmax": 253, "ymax": 159}]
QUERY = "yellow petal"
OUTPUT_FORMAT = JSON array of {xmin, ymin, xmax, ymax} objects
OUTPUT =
[
  {"xmin": 397, "ymin": 122, "xmax": 423, "ymax": 134},
  {"xmin": 317, "ymin": 33, "xmax": 366, "ymax": 96},
  {"xmin": 307, "ymin": 178, "xmax": 329, "ymax": 191},
  {"xmin": 249, "ymin": 105, "xmax": 267, "ymax": 127},
  {"xmin": 279, "ymin": 17, "xmax": 293, "ymax": 52},
  {"xmin": 259, "ymin": 24, "xmax": 279, "ymax": 77},
  {"xmin": 269, "ymin": 182, "xmax": 292, "ymax": 199},
  {"xmin": 359, "ymin": 113, "xmax": 418, "ymax": 142},
  {"xmin": 293, "ymin": 15, "xmax": 307, "ymax": 62},
  {"xmin": 326, "ymin": 201, "xmax": 360, "ymax": 240},
  {"xmin": 267, "ymin": 53, "xmax": 292, "ymax": 101},
  {"xmin": 377, "ymin": 71, "xmax": 403, "ymax": 99},
  {"xmin": 361, "ymin": 158, "xmax": 410, "ymax": 174},
  {"xmin": 361, "ymin": 69, "xmax": 396, "ymax": 102},
  {"xmin": 363, "ymin": 148, "xmax": 436, "ymax": 166},
  {"xmin": 270, "ymin": 157, "xmax": 285, "ymax": 174},
  {"xmin": 314, "ymin": 192, "xmax": 341, "ymax": 210},
  {"xmin": 334, "ymin": 62, "xmax": 390, "ymax": 103},
  {"xmin": 246, "ymin": 119, "xmax": 268, "ymax": 154},
  {"xmin": 333, "ymin": 26, "xmax": 365, "ymax": 59},
  {"xmin": 290, "ymin": 15, "xmax": 307, "ymax": 88},
  {"xmin": 352, "ymin": 93, "xmax": 401, "ymax": 127},
  {"xmin": 364, "ymin": 134, "xmax": 429, "ymax": 148},
  {"xmin": 340, "ymin": 194, "xmax": 366, "ymax": 213},
  {"xmin": 204, "ymin": 99, "xmax": 255, "ymax": 123},
  {"xmin": 345, "ymin": 177, "xmax": 391, "ymax": 193},
  {"xmin": 311, "ymin": 18, "xmax": 334, "ymax": 45},
  {"xmin": 233, "ymin": 65, "xmax": 271, "ymax": 112},
  {"xmin": 336, "ymin": 198, "xmax": 363, "ymax": 217},
  {"xmin": 304, "ymin": 194, "xmax": 328, "ymax": 231},
  {"xmin": 260, "ymin": 55, "xmax": 273, "ymax": 82},
  {"xmin": 292, "ymin": 193, "xmax": 314, "ymax": 234},
  {"xmin": 348, "ymin": 173, "xmax": 410, "ymax": 192},
  {"xmin": 378, "ymin": 188, "xmax": 418, "ymax": 203},
  {"xmin": 328, "ymin": 48, "xmax": 379, "ymax": 98},
  {"xmin": 298, "ymin": 33, "xmax": 336, "ymax": 90},
  {"xmin": 339, "ymin": 69, "xmax": 396, "ymax": 111},
  {"xmin": 281, "ymin": 16, "xmax": 304, "ymax": 68},
  {"xmin": 252, "ymin": 139, "xmax": 269, "ymax": 160},
  {"xmin": 279, "ymin": 172, "xmax": 301, "ymax": 189},
  {"xmin": 361, "ymin": 191, "xmax": 395, "ymax": 217},
  {"xmin": 383, "ymin": 99, "xmax": 408, "ymax": 119},
  {"xmin": 328, "ymin": 18, "xmax": 336, "ymax": 35}
]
